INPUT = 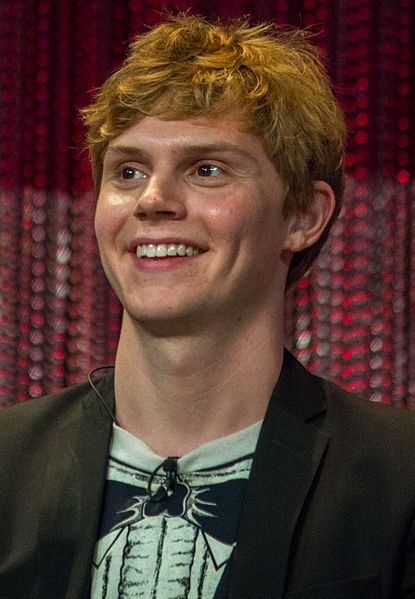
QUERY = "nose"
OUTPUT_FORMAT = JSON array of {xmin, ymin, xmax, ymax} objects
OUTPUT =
[{"xmin": 133, "ymin": 174, "xmax": 186, "ymax": 221}]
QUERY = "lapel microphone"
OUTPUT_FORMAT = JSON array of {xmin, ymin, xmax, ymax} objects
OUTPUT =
[
  {"xmin": 148, "ymin": 456, "xmax": 179, "ymax": 501},
  {"xmin": 163, "ymin": 457, "xmax": 179, "ymax": 496}
]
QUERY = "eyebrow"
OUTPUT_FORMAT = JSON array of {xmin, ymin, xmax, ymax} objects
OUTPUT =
[
  {"xmin": 105, "ymin": 143, "xmax": 259, "ymax": 164},
  {"xmin": 104, "ymin": 146, "xmax": 151, "ymax": 164}
]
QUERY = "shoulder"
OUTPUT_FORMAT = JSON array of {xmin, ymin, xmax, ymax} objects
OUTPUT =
[
  {"xmin": 0, "ymin": 374, "xmax": 113, "ymax": 450},
  {"xmin": 315, "ymin": 374, "xmax": 415, "ymax": 467},
  {"xmin": 320, "ymin": 374, "xmax": 415, "ymax": 430},
  {"xmin": 0, "ymin": 380, "xmax": 90, "ymax": 426},
  {"xmin": 282, "ymin": 350, "xmax": 415, "ymax": 439},
  {"xmin": 282, "ymin": 349, "xmax": 415, "ymax": 466}
]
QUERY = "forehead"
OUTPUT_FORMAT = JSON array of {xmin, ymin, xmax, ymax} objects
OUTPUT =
[{"xmin": 106, "ymin": 114, "xmax": 264, "ymax": 158}]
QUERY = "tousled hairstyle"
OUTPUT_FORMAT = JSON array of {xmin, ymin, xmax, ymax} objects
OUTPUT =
[{"xmin": 81, "ymin": 14, "xmax": 346, "ymax": 287}]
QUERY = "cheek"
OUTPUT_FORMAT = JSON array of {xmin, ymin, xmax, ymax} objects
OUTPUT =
[
  {"xmin": 208, "ymin": 183, "xmax": 284, "ymax": 241},
  {"xmin": 94, "ymin": 206, "xmax": 111, "ymax": 246},
  {"xmin": 94, "ymin": 195, "xmax": 129, "ymax": 243},
  {"xmin": 201, "ymin": 193, "xmax": 255, "ymax": 243},
  {"xmin": 94, "ymin": 212, "xmax": 121, "ymax": 261}
]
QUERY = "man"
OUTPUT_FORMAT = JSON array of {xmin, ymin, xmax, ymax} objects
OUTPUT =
[{"xmin": 1, "ymin": 14, "xmax": 414, "ymax": 599}]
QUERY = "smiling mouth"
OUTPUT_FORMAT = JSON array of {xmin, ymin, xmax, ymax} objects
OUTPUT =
[{"xmin": 136, "ymin": 243, "xmax": 203, "ymax": 258}]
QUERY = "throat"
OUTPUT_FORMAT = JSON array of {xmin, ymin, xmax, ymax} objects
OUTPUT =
[{"xmin": 113, "ymin": 310, "xmax": 284, "ymax": 455}]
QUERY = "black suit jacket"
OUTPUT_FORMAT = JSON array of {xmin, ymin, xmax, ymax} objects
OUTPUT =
[{"xmin": 1, "ymin": 351, "xmax": 415, "ymax": 598}]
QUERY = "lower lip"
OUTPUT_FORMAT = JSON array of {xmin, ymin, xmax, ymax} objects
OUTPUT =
[{"xmin": 131, "ymin": 253, "xmax": 203, "ymax": 272}]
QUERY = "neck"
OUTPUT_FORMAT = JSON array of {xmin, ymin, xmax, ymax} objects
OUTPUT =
[{"xmin": 114, "ymin": 311, "xmax": 285, "ymax": 456}]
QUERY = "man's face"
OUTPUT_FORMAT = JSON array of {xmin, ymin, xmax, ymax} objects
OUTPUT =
[{"xmin": 95, "ymin": 114, "xmax": 294, "ymax": 330}]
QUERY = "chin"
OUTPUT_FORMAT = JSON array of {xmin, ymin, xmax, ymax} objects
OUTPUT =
[{"xmin": 123, "ymin": 301, "xmax": 207, "ymax": 333}]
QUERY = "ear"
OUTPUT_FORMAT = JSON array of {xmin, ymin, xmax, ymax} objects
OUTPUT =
[{"xmin": 283, "ymin": 181, "xmax": 336, "ymax": 252}]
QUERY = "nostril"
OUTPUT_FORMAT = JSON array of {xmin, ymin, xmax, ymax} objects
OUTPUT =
[{"xmin": 136, "ymin": 209, "xmax": 183, "ymax": 220}]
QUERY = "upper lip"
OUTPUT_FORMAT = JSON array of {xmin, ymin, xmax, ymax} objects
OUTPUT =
[{"xmin": 129, "ymin": 238, "xmax": 208, "ymax": 252}]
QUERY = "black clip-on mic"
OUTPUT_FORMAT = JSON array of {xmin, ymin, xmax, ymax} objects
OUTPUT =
[
  {"xmin": 148, "ymin": 456, "xmax": 179, "ymax": 501},
  {"xmin": 163, "ymin": 457, "xmax": 179, "ymax": 497}
]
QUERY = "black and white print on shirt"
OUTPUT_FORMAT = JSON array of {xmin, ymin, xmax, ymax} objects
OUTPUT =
[{"xmin": 90, "ymin": 451, "xmax": 254, "ymax": 599}]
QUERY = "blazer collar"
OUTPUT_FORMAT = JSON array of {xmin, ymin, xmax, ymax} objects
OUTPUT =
[
  {"xmin": 37, "ymin": 374, "xmax": 114, "ymax": 598},
  {"xmin": 229, "ymin": 350, "xmax": 330, "ymax": 599}
]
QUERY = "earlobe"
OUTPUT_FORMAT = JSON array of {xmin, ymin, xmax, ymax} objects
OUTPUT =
[{"xmin": 283, "ymin": 181, "xmax": 336, "ymax": 252}]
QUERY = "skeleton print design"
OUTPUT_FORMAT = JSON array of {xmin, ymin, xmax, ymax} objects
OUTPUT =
[{"xmin": 90, "ymin": 455, "xmax": 253, "ymax": 599}]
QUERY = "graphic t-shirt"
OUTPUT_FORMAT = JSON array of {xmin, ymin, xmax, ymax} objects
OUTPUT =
[{"xmin": 90, "ymin": 421, "xmax": 262, "ymax": 599}]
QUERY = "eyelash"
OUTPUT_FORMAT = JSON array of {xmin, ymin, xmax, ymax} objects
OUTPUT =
[{"xmin": 111, "ymin": 162, "xmax": 227, "ymax": 185}]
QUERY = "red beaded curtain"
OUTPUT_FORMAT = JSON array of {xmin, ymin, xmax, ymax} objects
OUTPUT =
[{"xmin": 0, "ymin": 0, "xmax": 414, "ymax": 407}]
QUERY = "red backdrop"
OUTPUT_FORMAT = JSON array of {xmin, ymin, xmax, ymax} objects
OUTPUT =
[{"xmin": 0, "ymin": 0, "xmax": 414, "ymax": 407}]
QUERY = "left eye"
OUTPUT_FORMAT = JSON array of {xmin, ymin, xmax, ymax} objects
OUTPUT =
[
  {"xmin": 121, "ymin": 167, "xmax": 142, "ymax": 179},
  {"xmin": 197, "ymin": 165, "xmax": 222, "ymax": 177}
]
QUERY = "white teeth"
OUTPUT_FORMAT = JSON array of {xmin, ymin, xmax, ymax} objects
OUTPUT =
[
  {"xmin": 146, "ymin": 244, "xmax": 156, "ymax": 258},
  {"xmin": 156, "ymin": 244, "xmax": 167, "ymax": 257},
  {"xmin": 136, "ymin": 242, "xmax": 202, "ymax": 259}
]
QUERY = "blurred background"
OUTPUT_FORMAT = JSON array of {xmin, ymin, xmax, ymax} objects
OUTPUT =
[{"xmin": 0, "ymin": 0, "xmax": 414, "ymax": 407}]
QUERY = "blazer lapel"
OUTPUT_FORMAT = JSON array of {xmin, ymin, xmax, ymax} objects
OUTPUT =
[
  {"xmin": 36, "ymin": 374, "xmax": 114, "ymax": 599},
  {"xmin": 229, "ymin": 351, "xmax": 330, "ymax": 599}
]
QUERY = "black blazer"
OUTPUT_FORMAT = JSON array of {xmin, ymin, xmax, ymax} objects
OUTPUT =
[{"xmin": 1, "ymin": 351, "xmax": 415, "ymax": 598}]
